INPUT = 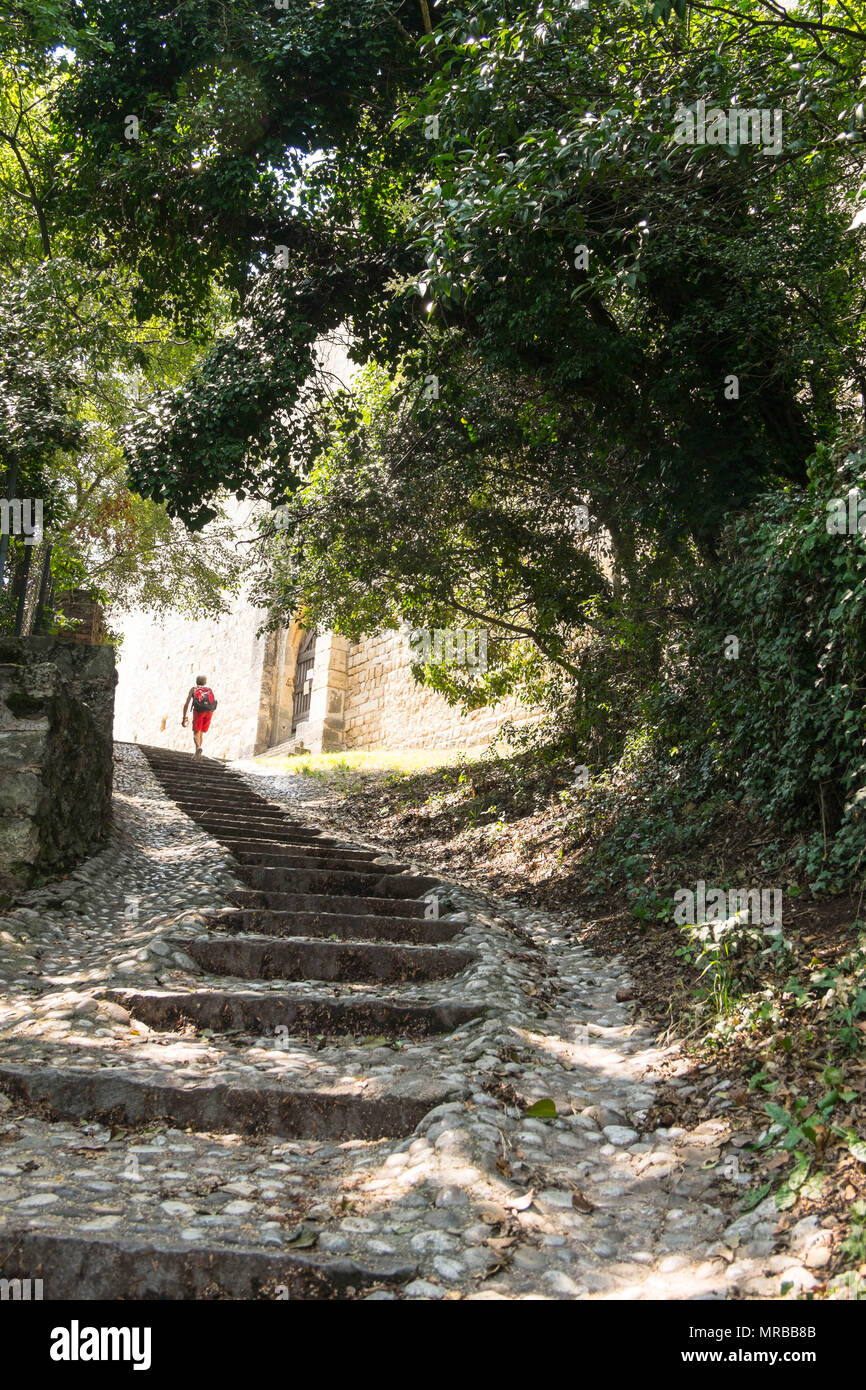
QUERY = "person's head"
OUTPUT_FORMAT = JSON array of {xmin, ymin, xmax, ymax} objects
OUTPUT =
[{"xmin": 196, "ymin": 675, "xmax": 207, "ymax": 685}]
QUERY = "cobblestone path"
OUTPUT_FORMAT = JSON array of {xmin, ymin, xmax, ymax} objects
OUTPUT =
[{"xmin": 0, "ymin": 746, "xmax": 835, "ymax": 1299}]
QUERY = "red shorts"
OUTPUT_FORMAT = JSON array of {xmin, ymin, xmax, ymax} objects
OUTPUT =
[{"xmin": 192, "ymin": 711, "xmax": 213, "ymax": 733}]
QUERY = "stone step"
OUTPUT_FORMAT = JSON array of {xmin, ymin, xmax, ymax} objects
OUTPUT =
[
  {"xmin": 217, "ymin": 834, "xmax": 344, "ymax": 854},
  {"xmin": 190, "ymin": 815, "xmax": 326, "ymax": 837},
  {"xmin": 210, "ymin": 829, "xmax": 341, "ymax": 849},
  {"xmin": 184, "ymin": 807, "xmax": 304, "ymax": 825},
  {"xmin": 160, "ymin": 790, "xmax": 294, "ymax": 812},
  {"xmin": 107, "ymin": 988, "xmax": 481, "ymax": 1038},
  {"xmin": 151, "ymin": 777, "xmax": 269, "ymax": 794},
  {"xmin": 209, "ymin": 908, "xmax": 461, "ymax": 944},
  {"xmin": 227, "ymin": 844, "xmax": 381, "ymax": 865},
  {"xmin": 144, "ymin": 778, "xmax": 290, "ymax": 809},
  {"xmin": 145, "ymin": 770, "xmax": 234, "ymax": 787},
  {"xmin": 183, "ymin": 935, "xmax": 475, "ymax": 983},
  {"xmin": 0, "ymin": 1063, "xmax": 455, "ymax": 1141},
  {"xmin": 228, "ymin": 890, "xmax": 431, "ymax": 918},
  {"xmin": 0, "ymin": 1231, "xmax": 414, "ymax": 1300},
  {"xmin": 142, "ymin": 756, "xmax": 225, "ymax": 767},
  {"xmin": 238, "ymin": 867, "xmax": 439, "ymax": 898},
  {"xmin": 175, "ymin": 800, "xmax": 301, "ymax": 817},
  {"xmin": 229, "ymin": 853, "xmax": 407, "ymax": 876}
]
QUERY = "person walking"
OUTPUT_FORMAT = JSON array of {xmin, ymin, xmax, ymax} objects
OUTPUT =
[{"xmin": 182, "ymin": 675, "xmax": 218, "ymax": 760}]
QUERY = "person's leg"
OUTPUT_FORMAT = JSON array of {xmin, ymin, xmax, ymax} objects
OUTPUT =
[{"xmin": 197, "ymin": 711, "xmax": 212, "ymax": 758}]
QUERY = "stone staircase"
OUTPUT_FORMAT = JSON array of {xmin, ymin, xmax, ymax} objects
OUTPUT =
[{"xmin": 0, "ymin": 746, "xmax": 481, "ymax": 1299}]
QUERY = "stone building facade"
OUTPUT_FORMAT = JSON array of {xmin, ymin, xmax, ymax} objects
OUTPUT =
[
  {"xmin": 114, "ymin": 603, "xmax": 538, "ymax": 762},
  {"xmin": 257, "ymin": 624, "xmax": 538, "ymax": 758},
  {"xmin": 343, "ymin": 629, "xmax": 534, "ymax": 751}
]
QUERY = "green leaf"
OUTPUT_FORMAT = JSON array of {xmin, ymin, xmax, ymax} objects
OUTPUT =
[
  {"xmin": 801, "ymin": 1173, "xmax": 827, "ymax": 1201},
  {"xmin": 525, "ymin": 1098, "xmax": 557, "ymax": 1119},
  {"xmin": 764, "ymin": 1103, "xmax": 794, "ymax": 1128},
  {"xmin": 741, "ymin": 1181, "xmax": 772, "ymax": 1212},
  {"xmin": 787, "ymin": 1153, "xmax": 811, "ymax": 1189},
  {"xmin": 285, "ymin": 1224, "xmax": 318, "ymax": 1248}
]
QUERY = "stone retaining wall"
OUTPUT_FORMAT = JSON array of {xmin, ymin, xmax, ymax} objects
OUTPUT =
[{"xmin": 0, "ymin": 638, "xmax": 116, "ymax": 898}]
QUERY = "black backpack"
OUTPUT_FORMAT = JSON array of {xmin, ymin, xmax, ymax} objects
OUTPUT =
[{"xmin": 192, "ymin": 686, "xmax": 217, "ymax": 713}]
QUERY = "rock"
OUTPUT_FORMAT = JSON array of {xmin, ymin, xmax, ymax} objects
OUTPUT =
[
  {"xmin": 790, "ymin": 1215, "xmax": 821, "ymax": 1245},
  {"xmin": 779, "ymin": 1266, "xmax": 819, "ymax": 1292},
  {"xmin": 543, "ymin": 1270, "xmax": 585, "ymax": 1295},
  {"xmin": 434, "ymin": 1186, "xmax": 468, "ymax": 1208},
  {"xmin": 404, "ymin": 1280, "xmax": 446, "ymax": 1299},
  {"xmin": 318, "ymin": 1233, "xmax": 350, "ymax": 1253},
  {"xmin": 602, "ymin": 1125, "xmax": 639, "ymax": 1146},
  {"xmin": 340, "ymin": 1217, "xmax": 377, "ymax": 1234},
  {"xmin": 536, "ymin": 1189, "xmax": 576, "ymax": 1211},
  {"xmin": 410, "ymin": 1229, "xmax": 458, "ymax": 1254},
  {"xmin": 512, "ymin": 1246, "xmax": 546, "ymax": 1272},
  {"xmin": 96, "ymin": 1001, "xmax": 130, "ymax": 1023},
  {"xmin": 582, "ymin": 1105, "xmax": 627, "ymax": 1128},
  {"xmin": 804, "ymin": 1245, "xmax": 831, "ymax": 1269}
]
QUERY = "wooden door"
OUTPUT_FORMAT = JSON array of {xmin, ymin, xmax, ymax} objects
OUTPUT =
[{"xmin": 291, "ymin": 629, "xmax": 317, "ymax": 731}]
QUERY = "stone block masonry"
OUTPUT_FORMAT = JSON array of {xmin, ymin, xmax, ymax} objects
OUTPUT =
[
  {"xmin": 342, "ymin": 629, "xmax": 540, "ymax": 751},
  {"xmin": 0, "ymin": 637, "xmax": 116, "ymax": 899}
]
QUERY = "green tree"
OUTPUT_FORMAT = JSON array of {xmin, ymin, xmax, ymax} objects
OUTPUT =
[{"xmin": 0, "ymin": 38, "xmax": 244, "ymax": 621}]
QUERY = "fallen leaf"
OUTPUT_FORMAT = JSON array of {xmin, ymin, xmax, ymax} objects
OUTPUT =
[
  {"xmin": 525, "ymin": 1098, "xmax": 557, "ymax": 1119},
  {"xmin": 505, "ymin": 1190, "xmax": 535, "ymax": 1212},
  {"xmin": 485, "ymin": 1236, "xmax": 515, "ymax": 1252},
  {"xmin": 285, "ymin": 1224, "xmax": 318, "ymax": 1249}
]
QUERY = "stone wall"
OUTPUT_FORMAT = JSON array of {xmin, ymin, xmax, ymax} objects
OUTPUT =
[
  {"xmin": 56, "ymin": 589, "xmax": 110, "ymax": 646},
  {"xmin": 114, "ymin": 606, "xmax": 542, "ymax": 758},
  {"xmin": 0, "ymin": 637, "xmax": 116, "ymax": 898},
  {"xmin": 112, "ymin": 595, "xmax": 272, "ymax": 762},
  {"xmin": 342, "ymin": 629, "xmax": 540, "ymax": 751}
]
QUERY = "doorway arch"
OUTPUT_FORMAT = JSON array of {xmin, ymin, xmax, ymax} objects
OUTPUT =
[{"xmin": 291, "ymin": 628, "xmax": 317, "ymax": 733}]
